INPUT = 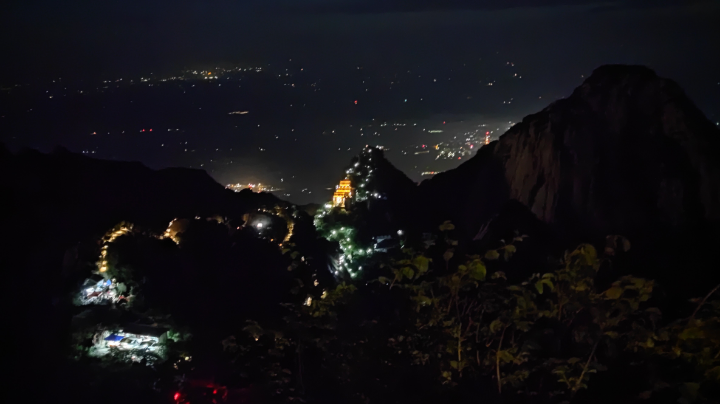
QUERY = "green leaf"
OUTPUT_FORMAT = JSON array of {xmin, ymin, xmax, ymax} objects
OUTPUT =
[
  {"xmin": 580, "ymin": 244, "xmax": 598, "ymax": 263},
  {"xmin": 490, "ymin": 319, "xmax": 505, "ymax": 333},
  {"xmin": 567, "ymin": 357, "xmax": 582, "ymax": 365},
  {"xmin": 413, "ymin": 256, "xmax": 430, "ymax": 274},
  {"xmin": 498, "ymin": 350, "xmax": 514, "ymax": 364},
  {"xmin": 414, "ymin": 295, "xmax": 432, "ymax": 306},
  {"xmin": 485, "ymin": 250, "xmax": 500, "ymax": 260},
  {"xmin": 622, "ymin": 238, "xmax": 631, "ymax": 251},
  {"xmin": 450, "ymin": 360, "xmax": 459, "ymax": 369},
  {"xmin": 439, "ymin": 221, "xmax": 455, "ymax": 231},
  {"xmin": 443, "ymin": 250, "xmax": 454, "ymax": 262},
  {"xmin": 505, "ymin": 245, "xmax": 517, "ymax": 253},
  {"xmin": 469, "ymin": 259, "xmax": 487, "ymax": 281},
  {"xmin": 378, "ymin": 276, "xmax": 390, "ymax": 285},
  {"xmin": 571, "ymin": 243, "xmax": 598, "ymax": 265},
  {"xmin": 402, "ymin": 267, "xmax": 415, "ymax": 279},
  {"xmin": 604, "ymin": 331, "xmax": 619, "ymax": 339},
  {"xmin": 679, "ymin": 327, "xmax": 705, "ymax": 340},
  {"xmin": 604, "ymin": 287, "xmax": 623, "ymax": 300},
  {"xmin": 515, "ymin": 321, "xmax": 532, "ymax": 332},
  {"xmin": 535, "ymin": 281, "xmax": 544, "ymax": 294}
]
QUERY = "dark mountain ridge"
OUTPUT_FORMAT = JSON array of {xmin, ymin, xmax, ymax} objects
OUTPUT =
[
  {"xmin": 419, "ymin": 65, "xmax": 720, "ymax": 240},
  {"xmin": 2, "ymin": 145, "xmax": 288, "ymax": 237},
  {"xmin": 413, "ymin": 64, "xmax": 720, "ymax": 299}
]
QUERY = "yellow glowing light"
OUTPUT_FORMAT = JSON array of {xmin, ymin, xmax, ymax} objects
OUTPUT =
[{"xmin": 332, "ymin": 178, "xmax": 353, "ymax": 208}]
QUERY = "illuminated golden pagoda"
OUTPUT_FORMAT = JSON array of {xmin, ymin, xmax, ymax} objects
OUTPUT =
[{"xmin": 332, "ymin": 178, "xmax": 353, "ymax": 207}]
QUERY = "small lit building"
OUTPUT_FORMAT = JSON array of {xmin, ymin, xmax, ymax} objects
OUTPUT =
[
  {"xmin": 373, "ymin": 235, "xmax": 399, "ymax": 253},
  {"xmin": 332, "ymin": 179, "xmax": 353, "ymax": 208},
  {"xmin": 101, "ymin": 324, "xmax": 169, "ymax": 353}
]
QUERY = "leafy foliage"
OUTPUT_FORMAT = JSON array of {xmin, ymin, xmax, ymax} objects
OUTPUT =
[
  {"xmin": 635, "ymin": 284, "xmax": 720, "ymax": 403},
  {"xmin": 225, "ymin": 243, "xmax": 357, "ymax": 402},
  {"xmin": 224, "ymin": 221, "xmax": 720, "ymax": 404},
  {"xmin": 382, "ymin": 225, "xmax": 659, "ymax": 402}
]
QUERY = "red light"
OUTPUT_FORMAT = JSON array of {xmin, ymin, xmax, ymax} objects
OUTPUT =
[
  {"xmin": 486, "ymin": 131, "xmax": 489, "ymax": 135},
  {"xmin": 174, "ymin": 392, "xmax": 180, "ymax": 401},
  {"xmin": 149, "ymin": 129, "xmax": 152, "ymax": 132},
  {"xmin": 354, "ymin": 100, "xmax": 357, "ymax": 104},
  {"xmin": 458, "ymin": 157, "xmax": 461, "ymax": 160},
  {"xmin": 443, "ymin": 121, "xmax": 446, "ymax": 124},
  {"xmin": 142, "ymin": 129, "xmax": 145, "ymax": 132},
  {"xmin": 213, "ymin": 389, "xmax": 217, "ymax": 394}
]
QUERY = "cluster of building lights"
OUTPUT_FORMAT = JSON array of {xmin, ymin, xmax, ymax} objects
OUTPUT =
[
  {"xmin": 313, "ymin": 208, "xmax": 362, "ymax": 277},
  {"xmin": 314, "ymin": 146, "xmax": 392, "ymax": 277},
  {"xmin": 160, "ymin": 219, "xmax": 182, "ymax": 244},
  {"xmin": 226, "ymin": 183, "xmax": 280, "ymax": 193},
  {"xmin": 98, "ymin": 219, "xmax": 185, "ymax": 274},
  {"xmin": 350, "ymin": 147, "xmax": 383, "ymax": 202},
  {"xmin": 98, "ymin": 225, "xmax": 133, "ymax": 272}
]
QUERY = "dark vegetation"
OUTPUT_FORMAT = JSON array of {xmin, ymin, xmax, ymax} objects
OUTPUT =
[{"xmin": 3, "ymin": 65, "xmax": 720, "ymax": 404}]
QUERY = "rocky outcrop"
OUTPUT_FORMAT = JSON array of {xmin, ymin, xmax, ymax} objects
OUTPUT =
[{"xmin": 423, "ymin": 65, "xmax": 720, "ymax": 241}]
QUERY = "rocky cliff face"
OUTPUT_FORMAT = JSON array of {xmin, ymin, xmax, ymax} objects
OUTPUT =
[{"xmin": 423, "ymin": 65, "xmax": 720, "ymax": 241}]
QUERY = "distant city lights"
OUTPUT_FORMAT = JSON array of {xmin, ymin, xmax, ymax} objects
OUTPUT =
[{"xmin": 226, "ymin": 183, "xmax": 280, "ymax": 193}]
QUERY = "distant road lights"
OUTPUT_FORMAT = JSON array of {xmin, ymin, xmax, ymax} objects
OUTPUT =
[
  {"xmin": 397, "ymin": 230, "xmax": 404, "ymax": 236},
  {"xmin": 256, "ymin": 223, "xmax": 263, "ymax": 229}
]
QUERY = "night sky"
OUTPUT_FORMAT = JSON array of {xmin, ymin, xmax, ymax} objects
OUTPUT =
[{"xmin": 1, "ymin": 0, "xmax": 719, "ymax": 204}]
